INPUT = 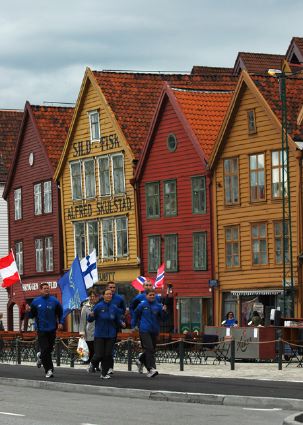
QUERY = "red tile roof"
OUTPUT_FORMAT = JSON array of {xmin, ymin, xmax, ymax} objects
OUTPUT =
[
  {"xmin": 251, "ymin": 73, "xmax": 303, "ymax": 140},
  {"xmin": 0, "ymin": 110, "xmax": 23, "ymax": 182},
  {"xmin": 234, "ymin": 52, "xmax": 284, "ymax": 75},
  {"xmin": 31, "ymin": 105, "xmax": 74, "ymax": 169},
  {"xmin": 191, "ymin": 66, "xmax": 233, "ymax": 75},
  {"xmin": 172, "ymin": 88, "xmax": 233, "ymax": 160},
  {"xmin": 92, "ymin": 71, "xmax": 237, "ymax": 159}
]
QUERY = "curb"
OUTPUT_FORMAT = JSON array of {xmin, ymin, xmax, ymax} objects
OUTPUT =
[
  {"xmin": 283, "ymin": 412, "xmax": 303, "ymax": 425},
  {"xmin": 0, "ymin": 377, "xmax": 302, "ymax": 411}
]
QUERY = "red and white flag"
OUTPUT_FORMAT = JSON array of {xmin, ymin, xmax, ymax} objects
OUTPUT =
[
  {"xmin": 131, "ymin": 276, "xmax": 155, "ymax": 292},
  {"xmin": 154, "ymin": 263, "xmax": 165, "ymax": 289},
  {"xmin": 0, "ymin": 251, "xmax": 21, "ymax": 288}
]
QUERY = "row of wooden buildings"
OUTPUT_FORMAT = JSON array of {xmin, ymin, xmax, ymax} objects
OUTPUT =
[{"xmin": 1, "ymin": 36, "xmax": 303, "ymax": 332}]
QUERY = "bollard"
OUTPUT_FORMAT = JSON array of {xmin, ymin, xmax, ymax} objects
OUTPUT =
[
  {"xmin": 127, "ymin": 338, "xmax": 132, "ymax": 371},
  {"xmin": 230, "ymin": 339, "xmax": 235, "ymax": 370},
  {"xmin": 55, "ymin": 338, "xmax": 61, "ymax": 367},
  {"xmin": 179, "ymin": 339, "xmax": 184, "ymax": 371},
  {"xmin": 278, "ymin": 337, "xmax": 283, "ymax": 370}
]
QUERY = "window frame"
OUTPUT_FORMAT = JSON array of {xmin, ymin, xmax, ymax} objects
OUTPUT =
[
  {"xmin": 224, "ymin": 157, "xmax": 239, "ymax": 205},
  {"xmin": 74, "ymin": 222, "xmax": 86, "ymax": 259},
  {"xmin": 247, "ymin": 109, "xmax": 257, "ymax": 134},
  {"xmin": 249, "ymin": 153, "xmax": 265, "ymax": 202},
  {"xmin": 45, "ymin": 236, "xmax": 54, "ymax": 272},
  {"xmin": 43, "ymin": 181, "xmax": 52, "ymax": 213},
  {"xmin": 164, "ymin": 234, "xmax": 178, "ymax": 272},
  {"xmin": 274, "ymin": 220, "xmax": 290, "ymax": 265},
  {"xmin": 111, "ymin": 152, "xmax": 125, "ymax": 195},
  {"xmin": 251, "ymin": 222, "xmax": 268, "ymax": 266},
  {"xmin": 15, "ymin": 241, "xmax": 23, "ymax": 275},
  {"xmin": 88, "ymin": 110, "xmax": 100, "ymax": 142},
  {"xmin": 148, "ymin": 235, "xmax": 161, "ymax": 272},
  {"xmin": 83, "ymin": 158, "xmax": 96, "ymax": 199},
  {"xmin": 70, "ymin": 160, "xmax": 83, "ymax": 201},
  {"xmin": 115, "ymin": 216, "xmax": 128, "ymax": 258},
  {"xmin": 225, "ymin": 225, "xmax": 240, "ymax": 269},
  {"xmin": 14, "ymin": 188, "xmax": 22, "ymax": 220},
  {"xmin": 35, "ymin": 238, "xmax": 44, "ymax": 272},
  {"xmin": 191, "ymin": 176, "xmax": 206, "ymax": 214},
  {"xmin": 98, "ymin": 155, "xmax": 111, "ymax": 197},
  {"xmin": 145, "ymin": 181, "xmax": 160, "ymax": 219},
  {"xmin": 87, "ymin": 220, "xmax": 99, "ymax": 257},
  {"xmin": 101, "ymin": 218, "xmax": 114, "ymax": 259},
  {"xmin": 163, "ymin": 179, "xmax": 177, "ymax": 217},
  {"xmin": 271, "ymin": 150, "xmax": 287, "ymax": 199},
  {"xmin": 193, "ymin": 232, "xmax": 207, "ymax": 271}
]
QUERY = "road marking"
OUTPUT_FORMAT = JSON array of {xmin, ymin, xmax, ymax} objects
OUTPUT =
[
  {"xmin": 243, "ymin": 408, "xmax": 282, "ymax": 412},
  {"xmin": 81, "ymin": 423, "xmax": 99, "ymax": 425},
  {"xmin": 0, "ymin": 412, "xmax": 25, "ymax": 416}
]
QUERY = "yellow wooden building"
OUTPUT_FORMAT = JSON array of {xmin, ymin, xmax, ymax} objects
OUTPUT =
[
  {"xmin": 209, "ymin": 70, "xmax": 303, "ymax": 325},
  {"xmin": 54, "ymin": 68, "xmax": 141, "ymax": 295}
]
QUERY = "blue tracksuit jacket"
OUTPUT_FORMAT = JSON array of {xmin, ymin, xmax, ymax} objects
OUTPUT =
[
  {"xmin": 131, "ymin": 299, "xmax": 166, "ymax": 335},
  {"xmin": 88, "ymin": 300, "xmax": 122, "ymax": 338},
  {"xmin": 29, "ymin": 295, "xmax": 63, "ymax": 332}
]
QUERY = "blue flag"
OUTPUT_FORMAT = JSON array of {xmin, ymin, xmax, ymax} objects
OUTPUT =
[{"xmin": 58, "ymin": 256, "xmax": 87, "ymax": 319}]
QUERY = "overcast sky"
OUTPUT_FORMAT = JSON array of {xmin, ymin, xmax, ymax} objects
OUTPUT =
[{"xmin": 1, "ymin": 0, "xmax": 302, "ymax": 109}]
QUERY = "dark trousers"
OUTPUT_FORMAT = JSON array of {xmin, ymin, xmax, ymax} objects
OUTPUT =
[
  {"xmin": 139, "ymin": 332, "xmax": 157, "ymax": 371},
  {"xmin": 91, "ymin": 337, "xmax": 115, "ymax": 376},
  {"xmin": 37, "ymin": 331, "xmax": 56, "ymax": 373},
  {"xmin": 109, "ymin": 335, "xmax": 117, "ymax": 369},
  {"xmin": 86, "ymin": 340, "xmax": 94, "ymax": 362}
]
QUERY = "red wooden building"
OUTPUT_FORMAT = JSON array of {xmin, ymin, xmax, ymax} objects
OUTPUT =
[
  {"xmin": 134, "ymin": 83, "xmax": 234, "ymax": 332},
  {"xmin": 3, "ymin": 102, "xmax": 73, "ymax": 330}
]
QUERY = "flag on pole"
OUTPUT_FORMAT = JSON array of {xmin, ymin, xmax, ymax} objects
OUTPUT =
[
  {"xmin": 154, "ymin": 263, "xmax": 165, "ymax": 289},
  {"xmin": 0, "ymin": 250, "xmax": 21, "ymax": 288},
  {"xmin": 58, "ymin": 256, "xmax": 87, "ymax": 319},
  {"xmin": 131, "ymin": 275, "xmax": 155, "ymax": 291},
  {"xmin": 80, "ymin": 249, "xmax": 98, "ymax": 289}
]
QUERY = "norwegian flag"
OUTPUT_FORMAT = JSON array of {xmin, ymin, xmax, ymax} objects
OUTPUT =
[
  {"xmin": 154, "ymin": 263, "xmax": 165, "ymax": 289},
  {"xmin": 0, "ymin": 250, "xmax": 21, "ymax": 288},
  {"xmin": 131, "ymin": 276, "xmax": 147, "ymax": 291}
]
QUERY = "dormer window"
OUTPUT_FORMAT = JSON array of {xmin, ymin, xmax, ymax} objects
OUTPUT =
[
  {"xmin": 88, "ymin": 110, "xmax": 100, "ymax": 142},
  {"xmin": 247, "ymin": 110, "xmax": 257, "ymax": 134}
]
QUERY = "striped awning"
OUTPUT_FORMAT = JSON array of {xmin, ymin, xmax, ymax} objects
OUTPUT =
[{"xmin": 231, "ymin": 289, "xmax": 284, "ymax": 296}]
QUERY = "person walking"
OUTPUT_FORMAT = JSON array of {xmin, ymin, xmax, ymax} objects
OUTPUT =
[
  {"xmin": 0, "ymin": 312, "xmax": 4, "ymax": 331},
  {"xmin": 131, "ymin": 288, "xmax": 167, "ymax": 378},
  {"xmin": 26, "ymin": 283, "xmax": 63, "ymax": 378},
  {"xmin": 79, "ymin": 288, "xmax": 99, "ymax": 364},
  {"xmin": 87, "ymin": 288, "xmax": 125, "ymax": 379},
  {"xmin": 106, "ymin": 281, "xmax": 126, "ymax": 375}
]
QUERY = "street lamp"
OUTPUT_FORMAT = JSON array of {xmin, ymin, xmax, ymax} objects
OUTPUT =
[{"xmin": 268, "ymin": 69, "xmax": 295, "ymax": 317}]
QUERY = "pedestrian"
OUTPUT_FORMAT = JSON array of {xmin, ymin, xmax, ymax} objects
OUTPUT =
[
  {"xmin": 25, "ymin": 283, "xmax": 63, "ymax": 378},
  {"xmin": 79, "ymin": 288, "xmax": 99, "ymax": 364},
  {"xmin": 0, "ymin": 313, "xmax": 4, "ymax": 331},
  {"xmin": 131, "ymin": 288, "xmax": 167, "ymax": 378},
  {"xmin": 248, "ymin": 310, "xmax": 263, "ymax": 327},
  {"xmin": 87, "ymin": 288, "xmax": 125, "ymax": 379},
  {"xmin": 129, "ymin": 278, "xmax": 161, "ymax": 317},
  {"xmin": 106, "ymin": 281, "xmax": 126, "ymax": 375}
]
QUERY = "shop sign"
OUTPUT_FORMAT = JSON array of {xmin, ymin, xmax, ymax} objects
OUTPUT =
[
  {"xmin": 22, "ymin": 281, "xmax": 58, "ymax": 292},
  {"xmin": 66, "ymin": 197, "xmax": 132, "ymax": 220},
  {"xmin": 72, "ymin": 134, "xmax": 120, "ymax": 158}
]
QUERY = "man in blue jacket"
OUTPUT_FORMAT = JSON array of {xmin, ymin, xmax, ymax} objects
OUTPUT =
[
  {"xmin": 26, "ymin": 283, "xmax": 63, "ymax": 378},
  {"xmin": 131, "ymin": 288, "xmax": 167, "ymax": 378}
]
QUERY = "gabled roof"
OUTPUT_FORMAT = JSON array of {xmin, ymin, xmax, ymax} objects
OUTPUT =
[
  {"xmin": 286, "ymin": 37, "xmax": 303, "ymax": 64},
  {"xmin": 3, "ymin": 102, "xmax": 73, "ymax": 199},
  {"xmin": 30, "ymin": 105, "xmax": 74, "ymax": 170},
  {"xmin": 92, "ymin": 70, "xmax": 237, "ymax": 160},
  {"xmin": 0, "ymin": 110, "xmax": 23, "ymax": 182},
  {"xmin": 172, "ymin": 87, "xmax": 234, "ymax": 160},
  {"xmin": 233, "ymin": 52, "xmax": 284, "ymax": 75},
  {"xmin": 209, "ymin": 71, "xmax": 303, "ymax": 170},
  {"xmin": 135, "ymin": 84, "xmax": 234, "ymax": 180}
]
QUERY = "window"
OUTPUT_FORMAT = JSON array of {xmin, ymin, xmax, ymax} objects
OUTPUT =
[
  {"xmin": 87, "ymin": 220, "xmax": 99, "ymax": 257},
  {"xmin": 167, "ymin": 133, "xmax": 177, "ymax": 152},
  {"xmin": 102, "ymin": 218, "xmax": 114, "ymax": 258},
  {"xmin": 15, "ymin": 241, "xmax": 23, "ymax": 275},
  {"xmin": 116, "ymin": 217, "xmax": 128, "ymax": 257},
  {"xmin": 34, "ymin": 184, "xmax": 42, "ymax": 215},
  {"xmin": 74, "ymin": 222, "xmax": 85, "ymax": 259},
  {"xmin": 225, "ymin": 226, "xmax": 240, "ymax": 268},
  {"xmin": 44, "ymin": 181, "xmax": 52, "ymax": 213},
  {"xmin": 272, "ymin": 150, "xmax": 287, "ymax": 198},
  {"xmin": 164, "ymin": 179, "xmax": 177, "ymax": 216},
  {"xmin": 193, "ymin": 232, "xmax": 207, "ymax": 270},
  {"xmin": 148, "ymin": 235, "xmax": 161, "ymax": 272},
  {"xmin": 98, "ymin": 156, "xmax": 110, "ymax": 196},
  {"xmin": 250, "ymin": 153, "xmax": 265, "ymax": 202},
  {"xmin": 45, "ymin": 236, "xmax": 54, "ymax": 272},
  {"xmin": 224, "ymin": 158, "xmax": 239, "ymax": 205},
  {"xmin": 83, "ymin": 159, "xmax": 96, "ymax": 199},
  {"xmin": 14, "ymin": 188, "xmax": 22, "ymax": 220},
  {"xmin": 89, "ymin": 110, "xmax": 100, "ymax": 141},
  {"xmin": 164, "ymin": 234, "xmax": 178, "ymax": 272},
  {"xmin": 34, "ymin": 181, "xmax": 52, "ymax": 215},
  {"xmin": 70, "ymin": 161, "xmax": 82, "ymax": 200},
  {"xmin": 146, "ymin": 182, "xmax": 160, "ymax": 218},
  {"xmin": 247, "ymin": 110, "xmax": 257, "ymax": 134},
  {"xmin": 274, "ymin": 221, "xmax": 289, "ymax": 265},
  {"xmin": 35, "ymin": 238, "xmax": 44, "ymax": 272},
  {"xmin": 251, "ymin": 223, "xmax": 267, "ymax": 265},
  {"xmin": 192, "ymin": 176, "xmax": 206, "ymax": 214},
  {"xmin": 112, "ymin": 153, "xmax": 125, "ymax": 194}
]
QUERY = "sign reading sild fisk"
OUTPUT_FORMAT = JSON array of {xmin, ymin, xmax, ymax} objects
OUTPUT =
[
  {"xmin": 66, "ymin": 197, "xmax": 132, "ymax": 220},
  {"xmin": 72, "ymin": 134, "xmax": 120, "ymax": 157}
]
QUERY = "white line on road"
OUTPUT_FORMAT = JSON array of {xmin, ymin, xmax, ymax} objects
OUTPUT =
[
  {"xmin": 0, "ymin": 412, "xmax": 25, "ymax": 416},
  {"xmin": 243, "ymin": 408, "xmax": 282, "ymax": 411}
]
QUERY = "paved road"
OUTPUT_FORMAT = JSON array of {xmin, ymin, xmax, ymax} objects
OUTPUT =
[{"xmin": 0, "ymin": 363, "xmax": 302, "ymax": 400}]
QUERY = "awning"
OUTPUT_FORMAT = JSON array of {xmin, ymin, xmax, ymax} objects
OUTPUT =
[{"xmin": 231, "ymin": 289, "xmax": 284, "ymax": 296}]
